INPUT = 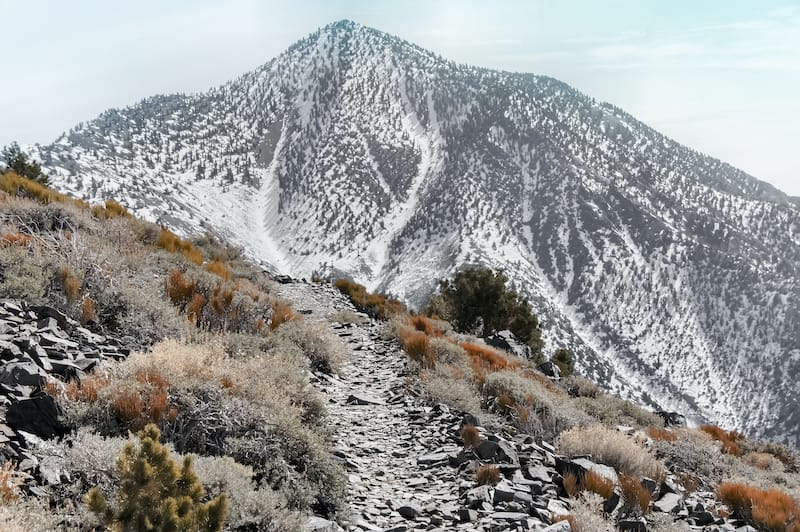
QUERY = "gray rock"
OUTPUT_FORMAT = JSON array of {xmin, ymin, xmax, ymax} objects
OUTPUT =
[
  {"xmin": 491, "ymin": 511, "xmax": 529, "ymax": 521},
  {"xmin": 476, "ymin": 439, "xmax": 500, "ymax": 460},
  {"xmin": 6, "ymin": 394, "xmax": 66, "ymax": 439},
  {"xmin": 397, "ymin": 503, "xmax": 422, "ymax": 519},
  {"xmin": 346, "ymin": 393, "xmax": 384, "ymax": 406},
  {"xmin": 0, "ymin": 361, "xmax": 47, "ymax": 387},
  {"xmin": 417, "ymin": 452, "xmax": 449, "ymax": 465},
  {"xmin": 458, "ymin": 508, "xmax": 478, "ymax": 522},
  {"xmin": 654, "ymin": 492, "xmax": 683, "ymax": 514},
  {"xmin": 493, "ymin": 480, "xmax": 516, "ymax": 503},
  {"xmin": 303, "ymin": 516, "xmax": 345, "ymax": 531}
]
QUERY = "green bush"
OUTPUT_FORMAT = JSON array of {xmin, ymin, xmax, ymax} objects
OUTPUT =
[
  {"xmin": 551, "ymin": 348, "xmax": 575, "ymax": 377},
  {"xmin": 86, "ymin": 424, "xmax": 228, "ymax": 531},
  {"xmin": 427, "ymin": 266, "xmax": 542, "ymax": 354}
]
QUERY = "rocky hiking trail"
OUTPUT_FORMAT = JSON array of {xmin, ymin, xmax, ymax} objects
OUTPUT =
[
  {"xmin": 278, "ymin": 281, "xmax": 574, "ymax": 532},
  {"xmin": 279, "ymin": 281, "xmax": 750, "ymax": 532}
]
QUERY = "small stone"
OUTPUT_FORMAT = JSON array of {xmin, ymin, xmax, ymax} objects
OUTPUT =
[{"xmin": 397, "ymin": 503, "xmax": 422, "ymax": 519}]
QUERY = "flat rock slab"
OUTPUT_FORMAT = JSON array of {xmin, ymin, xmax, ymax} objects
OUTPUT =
[{"xmin": 346, "ymin": 393, "xmax": 385, "ymax": 406}]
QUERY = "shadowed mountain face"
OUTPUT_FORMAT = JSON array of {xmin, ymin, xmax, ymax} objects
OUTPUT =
[{"xmin": 31, "ymin": 20, "xmax": 800, "ymax": 446}]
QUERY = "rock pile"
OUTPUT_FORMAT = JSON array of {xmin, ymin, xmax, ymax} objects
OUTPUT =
[{"xmin": 0, "ymin": 299, "xmax": 129, "ymax": 468}]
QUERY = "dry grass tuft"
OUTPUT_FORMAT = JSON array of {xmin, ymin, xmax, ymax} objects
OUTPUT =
[
  {"xmin": 400, "ymin": 330, "xmax": 433, "ymax": 367},
  {"xmin": 461, "ymin": 342, "xmax": 520, "ymax": 377},
  {"xmin": 0, "ymin": 232, "xmax": 33, "ymax": 247},
  {"xmin": 558, "ymin": 425, "xmax": 665, "ymax": 481},
  {"xmin": 205, "ymin": 260, "xmax": 232, "ymax": 281},
  {"xmin": 56, "ymin": 265, "xmax": 81, "ymax": 303},
  {"xmin": 270, "ymin": 300, "xmax": 295, "ymax": 330},
  {"xmin": 186, "ymin": 292, "xmax": 206, "ymax": 325},
  {"xmin": 0, "ymin": 462, "xmax": 23, "ymax": 504},
  {"xmin": 476, "ymin": 464, "xmax": 501, "ymax": 486},
  {"xmin": 647, "ymin": 426, "xmax": 677, "ymax": 442},
  {"xmin": 334, "ymin": 278, "xmax": 406, "ymax": 320},
  {"xmin": 80, "ymin": 297, "xmax": 96, "ymax": 323},
  {"xmin": 166, "ymin": 269, "xmax": 196, "ymax": 307},
  {"xmin": 155, "ymin": 227, "xmax": 204, "ymax": 265},
  {"xmin": 619, "ymin": 474, "xmax": 651, "ymax": 516},
  {"xmin": 717, "ymin": 482, "xmax": 800, "ymax": 531},
  {"xmin": 460, "ymin": 424, "xmax": 480, "ymax": 449},
  {"xmin": 563, "ymin": 472, "xmax": 580, "ymax": 497},
  {"xmin": 91, "ymin": 199, "xmax": 131, "ymax": 219},
  {"xmin": 583, "ymin": 470, "xmax": 615, "ymax": 499},
  {"xmin": 700, "ymin": 424, "xmax": 744, "ymax": 456}
]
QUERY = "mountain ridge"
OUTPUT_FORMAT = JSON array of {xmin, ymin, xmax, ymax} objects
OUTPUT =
[{"xmin": 27, "ymin": 20, "xmax": 800, "ymax": 446}]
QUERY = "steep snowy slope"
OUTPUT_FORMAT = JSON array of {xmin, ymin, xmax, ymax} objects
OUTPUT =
[{"xmin": 30, "ymin": 21, "xmax": 800, "ymax": 446}]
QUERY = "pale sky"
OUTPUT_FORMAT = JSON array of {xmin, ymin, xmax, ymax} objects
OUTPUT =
[{"xmin": 2, "ymin": 0, "xmax": 798, "ymax": 195}]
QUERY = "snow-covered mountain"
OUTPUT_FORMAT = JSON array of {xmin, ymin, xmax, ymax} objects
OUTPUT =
[{"xmin": 30, "ymin": 20, "xmax": 800, "ymax": 446}]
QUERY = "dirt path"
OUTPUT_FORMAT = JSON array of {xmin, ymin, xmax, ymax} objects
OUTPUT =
[{"xmin": 275, "ymin": 282, "xmax": 475, "ymax": 531}]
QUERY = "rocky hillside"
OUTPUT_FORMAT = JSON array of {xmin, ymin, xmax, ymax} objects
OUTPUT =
[{"xmin": 27, "ymin": 20, "xmax": 800, "ymax": 446}]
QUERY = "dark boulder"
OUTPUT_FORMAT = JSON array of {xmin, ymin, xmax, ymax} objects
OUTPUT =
[{"xmin": 6, "ymin": 394, "xmax": 66, "ymax": 439}]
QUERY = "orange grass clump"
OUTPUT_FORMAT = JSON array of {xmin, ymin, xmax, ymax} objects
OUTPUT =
[
  {"xmin": 476, "ymin": 465, "xmax": 501, "ymax": 486},
  {"xmin": 269, "ymin": 301, "xmax": 295, "ymax": 330},
  {"xmin": 583, "ymin": 470, "xmax": 615, "ymax": 499},
  {"xmin": 166, "ymin": 269, "xmax": 196, "ymax": 307},
  {"xmin": 647, "ymin": 426, "xmax": 677, "ymax": 442},
  {"xmin": 461, "ymin": 342, "xmax": 520, "ymax": 376},
  {"xmin": 205, "ymin": 260, "xmax": 232, "ymax": 281},
  {"xmin": 717, "ymin": 481, "xmax": 800, "ymax": 531},
  {"xmin": 700, "ymin": 424, "xmax": 744, "ymax": 456},
  {"xmin": 0, "ymin": 232, "xmax": 33, "ymax": 246},
  {"xmin": 619, "ymin": 474, "xmax": 651, "ymax": 515},
  {"xmin": 460, "ymin": 424, "xmax": 480, "ymax": 449},
  {"xmin": 400, "ymin": 329, "xmax": 434, "ymax": 367}
]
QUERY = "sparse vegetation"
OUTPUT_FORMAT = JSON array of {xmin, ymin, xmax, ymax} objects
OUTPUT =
[
  {"xmin": 427, "ymin": 266, "xmax": 542, "ymax": 353},
  {"xmin": 476, "ymin": 464, "xmax": 501, "ymax": 486},
  {"xmin": 717, "ymin": 481, "xmax": 800, "ymax": 531},
  {"xmin": 334, "ymin": 278, "xmax": 406, "ymax": 319},
  {"xmin": 86, "ymin": 424, "xmax": 228, "ymax": 531}
]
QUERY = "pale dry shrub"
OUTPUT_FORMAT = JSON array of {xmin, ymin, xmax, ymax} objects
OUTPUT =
[
  {"xmin": 420, "ymin": 364, "xmax": 482, "ymax": 415},
  {"xmin": 574, "ymin": 393, "xmax": 663, "ymax": 428},
  {"xmin": 565, "ymin": 375, "xmax": 602, "ymax": 398},
  {"xmin": 328, "ymin": 309, "xmax": 367, "ymax": 325},
  {"xmin": 0, "ymin": 500, "xmax": 64, "ymax": 531},
  {"xmin": 650, "ymin": 430, "xmax": 724, "ymax": 489},
  {"xmin": 191, "ymin": 455, "xmax": 302, "ymax": 531},
  {"xmin": 427, "ymin": 337, "xmax": 470, "ymax": 370},
  {"xmin": 558, "ymin": 425, "xmax": 665, "ymax": 481},
  {"xmin": 744, "ymin": 452, "xmax": 785, "ymax": 472},
  {"xmin": 648, "ymin": 513, "xmax": 692, "ymax": 531},
  {"xmin": 568, "ymin": 493, "xmax": 614, "ymax": 532},
  {"xmin": 268, "ymin": 319, "xmax": 348, "ymax": 374},
  {"xmin": 483, "ymin": 370, "xmax": 589, "ymax": 439}
]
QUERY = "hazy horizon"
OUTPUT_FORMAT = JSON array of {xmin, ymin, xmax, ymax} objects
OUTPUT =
[{"xmin": 2, "ymin": 0, "xmax": 798, "ymax": 195}]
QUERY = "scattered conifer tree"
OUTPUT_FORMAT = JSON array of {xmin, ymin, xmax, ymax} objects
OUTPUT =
[
  {"xmin": 428, "ymin": 266, "xmax": 542, "ymax": 355},
  {"xmin": 1, "ymin": 142, "xmax": 50, "ymax": 186},
  {"xmin": 551, "ymin": 347, "xmax": 575, "ymax": 377},
  {"xmin": 86, "ymin": 424, "xmax": 228, "ymax": 531}
]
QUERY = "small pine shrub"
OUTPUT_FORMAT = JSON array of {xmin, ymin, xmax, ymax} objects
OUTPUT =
[
  {"xmin": 460, "ymin": 424, "xmax": 480, "ymax": 449},
  {"xmin": 476, "ymin": 464, "xmax": 501, "ymax": 486},
  {"xmin": 86, "ymin": 424, "xmax": 228, "ymax": 531}
]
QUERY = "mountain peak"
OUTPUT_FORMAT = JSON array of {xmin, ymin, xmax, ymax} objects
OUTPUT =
[{"xmin": 31, "ymin": 22, "xmax": 800, "ymax": 448}]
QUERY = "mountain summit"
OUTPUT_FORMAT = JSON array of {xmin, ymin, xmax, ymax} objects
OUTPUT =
[{"xmin": 31, "ymin": 21, "xmax": 800, "ymax": 445}]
